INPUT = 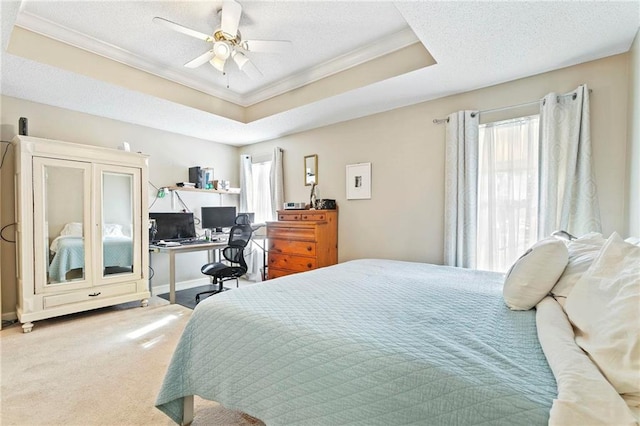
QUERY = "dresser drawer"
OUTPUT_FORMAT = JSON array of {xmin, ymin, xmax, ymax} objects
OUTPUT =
[
  {"xmin": 267, "ymin": 226, "xmax": 316, "ymax": 241},
  {"xmin": 267, "ymin": 268, "xmax": 295, "ymax": 280},
  {"xmin": 269, "ymin": 253, "xmax": 316, "ymax": 272},
  {"xmin": 43, "ymin": 282, "xmax": 137, "ymax": 309},
  {"xmin": 277, "ymin": 210, "xmax": 333, "ymax": 222},
  {"xmin": 278, "ymin": 212, "xmax": 302, "ymax": 221},
  {"xmin": 268, "ymin": 239, "xmax": 316, "ymax": 256},
  {"xmin": 300, "ymin": 212, "xmax": 327, "ymax": 221}
]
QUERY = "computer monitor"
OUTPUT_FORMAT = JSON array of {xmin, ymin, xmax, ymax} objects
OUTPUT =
[
  {"xmin": 149, "ymin": 212, "xmax": 196, "ymax": 242},
  {"xmin": 201, "ymin": 206, "xmax": 237, "ymax": 232}
]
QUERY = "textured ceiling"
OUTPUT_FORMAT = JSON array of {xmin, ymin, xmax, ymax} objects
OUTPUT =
[
  {"xmin": 1, "ymin": 1, "xmax": 639, "ymax": 146},
  {"xmin": 12, "ymin": 0, "xmax": 416, "ymax": 104}
]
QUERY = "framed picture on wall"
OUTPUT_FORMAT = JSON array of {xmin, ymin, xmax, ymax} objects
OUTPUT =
[{"xmin": 346, "ymin": 163, "xmax": 371, "ymax": 200}]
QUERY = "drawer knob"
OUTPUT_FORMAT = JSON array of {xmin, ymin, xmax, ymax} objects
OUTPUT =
[
  {"xmin": 307, "ymin": 263, "xmax": 312, "ymax": 268},
  {"xmin": 307, "ymin": 246, "xmax": 312, "ymax": 251},
  {"xmin": 88, "ymin": 292, "xmax": 101, "ymax": 297}
]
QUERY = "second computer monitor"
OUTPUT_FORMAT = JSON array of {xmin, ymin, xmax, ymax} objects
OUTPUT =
[{"xmin": 201, "ymin": 206, "xmax": 237, "ymax": 232}]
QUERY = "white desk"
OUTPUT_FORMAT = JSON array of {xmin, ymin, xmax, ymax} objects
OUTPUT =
[{"xmin": 149, "ymin": 241, "xmax": 227, "ymax": 304}]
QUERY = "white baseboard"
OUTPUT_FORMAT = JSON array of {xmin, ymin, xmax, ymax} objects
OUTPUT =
[
  {"xmin": 150, "ymin": 278, "xmax": 212, "ymax": 296},
  {"xmin": 2, "ymin": 311, "xmax": 18, "ymax": 321}
]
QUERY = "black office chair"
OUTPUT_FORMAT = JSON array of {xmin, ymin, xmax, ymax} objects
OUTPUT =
[{"xmin": 195, "ymin": 215, "xmax": 253, "ymax": 304}]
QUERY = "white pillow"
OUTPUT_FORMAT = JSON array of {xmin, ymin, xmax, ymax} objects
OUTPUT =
[
  {"xmin": 551, "ymin": 232, "xmax": 606, "ymax": 299},
  {"xmin": 60, "ymin": 222, "xmax": 83, "ymax": 237},
  {"xmin": 565, "ymin": 232, "xmax": 640, "ymax": 401},
  {"xmin": 503, "ymin": 237, "xmax": 569, "ymax": 310},
  {"xmin": 103, "ymin": 223, "xmax": 124, "ymax": 237},
  {"xmin": 625, "ymin": 236, "xmax": 640, "ymax": 246},
  {"xmin": 121, "ymin": 223, "xmax": 132, "ymax": 238}
]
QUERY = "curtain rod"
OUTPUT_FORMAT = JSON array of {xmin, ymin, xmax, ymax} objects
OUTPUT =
[{"xmin": 432, "ymin": 88, "xmax": 593, "ymax": 124}]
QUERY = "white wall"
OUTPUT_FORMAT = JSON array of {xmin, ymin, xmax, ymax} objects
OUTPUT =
[
  {"xmin": 242, "ymin": 53, "xmax": 631, "ymax": 264},
  {"xmin": 0, "ymin": 95, "xmax": 240, "ymax": 317},
  {"xmin": 0, "ymin": 52, "xmax": 634, "ymax": 319},
  {"xmin": 627, "ymin": 29, "xmax": 640, "ymax": 236}
]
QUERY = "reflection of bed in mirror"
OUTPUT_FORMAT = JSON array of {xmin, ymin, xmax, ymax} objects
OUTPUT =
[{"xmin": 48, "ymin": 223, "xmax": 133, "ymax": 282}]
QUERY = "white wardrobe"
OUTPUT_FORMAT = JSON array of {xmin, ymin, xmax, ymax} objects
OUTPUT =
[{"xmin": 13, "ymin": 136, "xmax": 150, "ymax": 332}]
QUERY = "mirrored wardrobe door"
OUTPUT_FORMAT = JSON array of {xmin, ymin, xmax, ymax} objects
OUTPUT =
[
  {"xmin": 97, "ymin": 165, "xmax": 141, "ymax": 281},
  {"xmin": 32, "ymin": 157, "xmax": 93, "ymax": 290}
]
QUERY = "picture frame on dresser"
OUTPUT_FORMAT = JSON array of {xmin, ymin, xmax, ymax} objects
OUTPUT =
[{"xmin": 346, "ymin": 162, "xmax": 371, "ymax": 200}]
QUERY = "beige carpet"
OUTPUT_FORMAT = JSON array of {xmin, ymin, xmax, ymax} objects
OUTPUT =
[{"xmin": 0, "ymin": 297, "xmax": 265, "ymax": 425}]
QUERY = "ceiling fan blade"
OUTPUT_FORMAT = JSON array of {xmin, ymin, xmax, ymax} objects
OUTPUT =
[
  {"xmin": 220, "ymin": 0, "xmax": 242, "ymax": 38},
  {"xmin": 232, "ymin": 50, "xmax": 249, "ymax": 70},
  {"xmin": 241, "ymin": 39, "xmax": 292, "ymax": 54},
  {"xmin": 184, "ymin": 50, "xmax": 216, "ymax": 68},
  {"xmin": 153, "ymin": 17, "xmax": 213, "ymax": 42},
  {"xmin": 239, "ymin": 57, "xmax": 263, "ymax": 79}
]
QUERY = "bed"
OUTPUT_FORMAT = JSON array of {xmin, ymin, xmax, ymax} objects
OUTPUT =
[
  {"xmin": 156, "ymin": 259, "xmax": 559, "ymax": 425},
  {"xmin": 156, "ymin": 231, "xmax": 639, "ymax": 425}
]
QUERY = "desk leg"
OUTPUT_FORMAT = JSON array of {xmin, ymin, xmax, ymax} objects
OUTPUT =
[
  {"xmin": 148, "ymin": 250, "xmax": 153, "ymax": 292},
  {"xmin": 207, "ymin": 249, "xmax": 214, "ymax": 284},
  {"xmin": 169, "ymin": 251, "xmax": 176, "ymax": 304},
  {"xmin": 263, "ymin": 240, "xmax": 267, "ymax": 281}
]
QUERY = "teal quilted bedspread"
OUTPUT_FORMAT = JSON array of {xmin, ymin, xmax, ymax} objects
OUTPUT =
[{"xmin": 156, "ymin": 259, "xmax": 556, "ymax": 425}]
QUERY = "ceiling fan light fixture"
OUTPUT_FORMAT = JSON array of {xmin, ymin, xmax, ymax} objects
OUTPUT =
[
  {"xmin": 213, "ymin": 41, "xmax": 231, "ymax": 60},
  {"xmin": 210, "ymin": 56, "xmax": 226, "ymax": 72},
  {"xmin": 232, "ymin": 51, "xmax": 249, "ymax": 70},
  {"xmin": 155, "ymin": 0, "xmax": 289, "ymax": 80}
]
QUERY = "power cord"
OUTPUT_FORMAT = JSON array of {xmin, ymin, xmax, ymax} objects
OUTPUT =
[
  {"xmin": 0, "ymin": 223, "xmax": 16, "ymax": 243},
  {"xmin": 148, "ymin": 181, "xmax": 169, "ymax": 209},
  {"xmin": 0, "ymin": 141, "xmax": 11, "ymax": 169},
  {"xmin": 149, "ymin": 181, "xmax": 161, "ymax": 209},
  {"xmin": 173, "ymin": 191, "xmax": 189, "ymax": 212},
  {"xmin": 1, "ymin": 142, "xmax": 17, "ymax": 243},
  {"xmin": 2, "ymin": 319, "xmax": 18, "ymax": 328}
]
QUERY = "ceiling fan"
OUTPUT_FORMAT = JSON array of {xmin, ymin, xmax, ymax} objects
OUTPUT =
[{"xmin": 153, "ymin": 0, "xmax": 291, "ymax": 79}]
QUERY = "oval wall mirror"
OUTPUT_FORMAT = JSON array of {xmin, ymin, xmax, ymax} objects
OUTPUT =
[{"xmin": 304, "ymin": 154, "xmax": 318, "ymax": 186}]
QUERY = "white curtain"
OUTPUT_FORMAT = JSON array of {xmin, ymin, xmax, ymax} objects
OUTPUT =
[
  {"xmin": 239, "ymin": 154, "xmax": 253, "ymax": 214},
  {"xmin": 269, "ymin": 147, "xmax": 284, "ymax": 220},
  {"xmin": 243, "ymin": 244, "xmax": 260, "ymax": 281},
  {"xmin": 444, "ymin": 111, "xmax": 479, "ymax": 268},
  {"xmin": 538, "ymin": 85, "xmax": 601, "ymax": 238},
  {"xmin": 238, "ymin": 154, "xmax": 267, "ymax": 281},
  {"xmin": 477, "ymin": 116, "xmax": 539, "ymax": 272},
  {"xmin": 252, "ymin": 161, "xmax": 272, "ymax": 224}
]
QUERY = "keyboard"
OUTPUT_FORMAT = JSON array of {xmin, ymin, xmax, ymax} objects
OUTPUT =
[
  {"xmin": 153, "ymin": 238, "xmax": 226, "ymax": 247},
  {"xmin": 179, "ymin": 239, "xmax": 209, "ymax": 245},
  {"xmin": 153, "ymin": 239, "xmax": 204, "ymax": 246}
]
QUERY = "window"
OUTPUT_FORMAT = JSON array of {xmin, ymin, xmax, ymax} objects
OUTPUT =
[
  {"xmin": 477, "ymin": 115, "xmax": 539, "ymax": 272},
  {"xmin": 250, "ymin": 160, "xmax": 272, "ymax": 224}
]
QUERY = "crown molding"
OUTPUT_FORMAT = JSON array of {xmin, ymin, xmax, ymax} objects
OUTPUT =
[
  {"xmin": 14, "ymin": 9, "xmax": 418, "ymax": 108},
  {"xmin": 14, "ymin": 9, "xmax": 245, "ymax": 104},
  {"xmin": 243, "ymin": 27, "xmax": 419, "ymax": 106}
]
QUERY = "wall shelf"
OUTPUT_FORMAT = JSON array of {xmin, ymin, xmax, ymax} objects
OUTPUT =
[{"xmin": 167, "ymin": 185, "xmax": 240, "ymax": 195}]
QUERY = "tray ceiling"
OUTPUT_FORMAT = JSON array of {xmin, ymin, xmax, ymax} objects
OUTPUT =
[{"xmin": 1, "ymin": 1, "xmax": 639, "ymax": 145}]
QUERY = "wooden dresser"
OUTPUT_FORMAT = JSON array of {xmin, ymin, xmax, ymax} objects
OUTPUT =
[{"xmin": 266, "ymin": 209, "xmax": 338, "ymax": 279}]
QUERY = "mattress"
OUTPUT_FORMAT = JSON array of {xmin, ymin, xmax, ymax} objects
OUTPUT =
[{"xmin": 156, "ymin": 259, "xmax": 557, "ymax": 425}]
